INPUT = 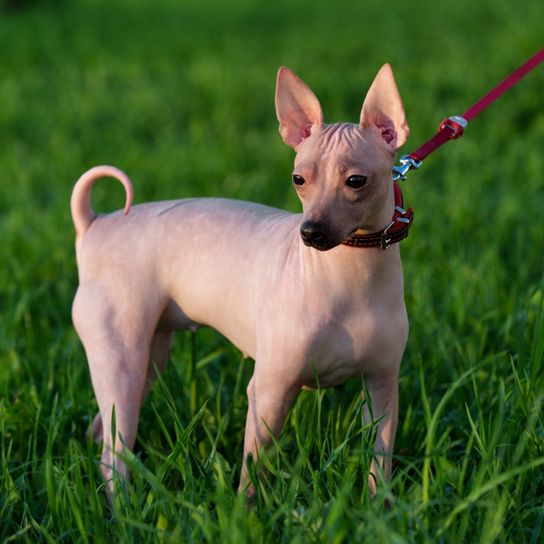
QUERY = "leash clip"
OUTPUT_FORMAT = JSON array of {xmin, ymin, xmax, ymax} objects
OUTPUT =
[{"xmin": 392, "ymin": 155, "xmax": 423, "ymax": 182}]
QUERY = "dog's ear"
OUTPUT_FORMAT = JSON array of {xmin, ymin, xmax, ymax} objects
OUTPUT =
[
  {"xmin": 360, "ymin": 64, "xmax": 409, "ymax": 152},
  {"xmin": 275, "ymin": 67, "xmax": 324, "ymax": 150}
]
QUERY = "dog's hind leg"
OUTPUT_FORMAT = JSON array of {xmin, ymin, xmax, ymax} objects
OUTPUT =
[
  {"xmin": 91, "ymin": 347, "xmax": 148, "ymax": 497},
  {"xmin": 142, "ymin": 331, "xmax": 174, "ymax": 401},
  {"xmin": 73, "ymin": 285, "xmax": 157, "ymax": 497},
  {"xmin": 89, "ymin": 330, "xmax": 174, "ymax": 444}
]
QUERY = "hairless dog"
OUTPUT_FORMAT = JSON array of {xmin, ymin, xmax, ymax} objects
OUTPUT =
[{"xmin": 71, "ymin": 64, "xmax": 410, "ymax": 499}]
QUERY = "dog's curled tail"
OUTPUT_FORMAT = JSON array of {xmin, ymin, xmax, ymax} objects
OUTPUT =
[{"xmin": 71, "ymin": 165, "xmax": 133, "ymax": 238}]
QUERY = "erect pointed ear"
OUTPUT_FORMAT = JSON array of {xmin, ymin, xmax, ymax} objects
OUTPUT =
[
  {"xmin": 275, "ymin": 66, "xmax": 324, "ymax": 150},
  {"xmin": 360, "ymin": 64, "xmax": 409, "ymax": 152}
]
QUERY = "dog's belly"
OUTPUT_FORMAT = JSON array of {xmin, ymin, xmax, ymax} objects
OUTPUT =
[
  {"xmin": 157, "ymin": 297, "xmax": 258, "ymax": 359},
  {"xmin": 157, "ymin": 294, "xmax": 407, "ymax": 389}
]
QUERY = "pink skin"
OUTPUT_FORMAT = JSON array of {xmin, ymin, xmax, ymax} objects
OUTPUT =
[{"xmin": 71, "ymin": 64, "xmax": 410, "ymax": 499}]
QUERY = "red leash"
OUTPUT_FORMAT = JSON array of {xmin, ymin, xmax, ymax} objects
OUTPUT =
[
  {"xmin": 345, "ymin": 48, "xmax": 543, "ymax": 250},
  {"xmin": 393, "ymin": 47, "xmax": 544, "ymax": 181}
]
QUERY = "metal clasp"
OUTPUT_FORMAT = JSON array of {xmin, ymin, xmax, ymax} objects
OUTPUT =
[
  {"xmin": 392, "ymin": 155, "xmax": 423, "ymax": 182},
  {"xmin": 380, "ymin": 221, "xmax": 395, "ymax": 249},
  {"xmin": 380, "ymin": 205, "xmax": 413, "ymax": 249}
]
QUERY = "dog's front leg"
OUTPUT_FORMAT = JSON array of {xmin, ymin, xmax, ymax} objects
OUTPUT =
[
  {"xmin": 239, "ymin": 370, "xmax": 300, "ymax": 498},
  {"xmin": 362, "ymin": 372, "xmax": 399, "ymax": 495}
]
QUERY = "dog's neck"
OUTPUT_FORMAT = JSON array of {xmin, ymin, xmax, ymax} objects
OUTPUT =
[{"xmin": 351, "ymin": 179, "xmax": 396, "ymax": 235}]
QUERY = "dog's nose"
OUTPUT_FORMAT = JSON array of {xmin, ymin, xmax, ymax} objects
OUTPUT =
[{"xmin": 300, "ymin": 221, "xmax": 327, "ymax": 245}]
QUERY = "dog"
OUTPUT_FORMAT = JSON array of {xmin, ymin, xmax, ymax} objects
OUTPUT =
[{"xmin": 71, "ymin": 64, "xmax": 411, "ymax": 498}]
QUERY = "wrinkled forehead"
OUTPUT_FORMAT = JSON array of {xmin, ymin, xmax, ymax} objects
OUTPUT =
[{"xmin": 294, "ymin": 123, "xmax": 392, "ymax": 174}]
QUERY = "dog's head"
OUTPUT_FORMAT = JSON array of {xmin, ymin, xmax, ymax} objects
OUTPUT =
[{"xmin": 275, "ymin": 65, "xmax": 409, "ymax": 251}]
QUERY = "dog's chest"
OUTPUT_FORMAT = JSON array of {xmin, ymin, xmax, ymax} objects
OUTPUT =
[
  {"xmin": 299, "ymin": 297, "xmax": 406, "ymax": 387},
  {"xmin": 248, "ymin": 244, "xmax": 408, "ymax": 386}
]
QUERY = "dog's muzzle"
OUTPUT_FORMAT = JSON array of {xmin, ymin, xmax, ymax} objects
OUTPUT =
[{"xmin": 300, "ymin": 221, "xmax": 339, "ymax": 251}]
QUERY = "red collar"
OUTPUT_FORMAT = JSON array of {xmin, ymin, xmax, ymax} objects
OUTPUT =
[{"xmin": 343, "ymin": 182, "xmax": 414, "ymax": 249}]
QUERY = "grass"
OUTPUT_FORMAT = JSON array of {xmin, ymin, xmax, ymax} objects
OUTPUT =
[{"xmin": 0, "ymin": 0, "xmax": 543, "ymax": 541}]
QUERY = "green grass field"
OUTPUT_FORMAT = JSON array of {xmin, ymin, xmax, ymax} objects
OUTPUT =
[{"xmin": 1, "ymin": 0, "xmax": 543, "ymax": 541}]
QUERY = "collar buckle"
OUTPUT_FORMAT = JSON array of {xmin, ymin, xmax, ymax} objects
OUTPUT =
[{"xmin": 380, "ymin": 221, "xmax": 395, "ymax": 250}]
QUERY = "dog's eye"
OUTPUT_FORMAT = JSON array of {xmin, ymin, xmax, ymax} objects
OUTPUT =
[
  {"xmin": 346, "ymin": 175, "xmax": 368, "ymax": 189},
  {"xmin": 292, "ymin": 174, "xmax": 306, "ymax": 186}
]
